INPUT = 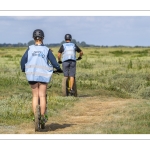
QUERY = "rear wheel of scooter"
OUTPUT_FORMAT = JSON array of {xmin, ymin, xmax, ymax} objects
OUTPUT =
[
  {"xmin": 73, "ymin": 78, "xmax": 77, "ymax": 97},
  {"xmin": 62, "ymin": 77, "xmax": 69, "ymax": 96}
]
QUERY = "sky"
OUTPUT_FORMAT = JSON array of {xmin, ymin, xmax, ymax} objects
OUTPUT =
[{"xmin": 1, "ymin": 16, "xmax": 150, "ymax": 46}]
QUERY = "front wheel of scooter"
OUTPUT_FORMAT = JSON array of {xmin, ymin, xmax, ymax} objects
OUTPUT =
[{"xmin": 35, "ymin": 105, "xmax": 41, "ymax": 132}]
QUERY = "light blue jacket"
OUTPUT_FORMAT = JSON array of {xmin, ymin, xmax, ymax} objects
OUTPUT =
[
  {"xmin": 62, "ymin": 43, "xmax": 76, "ymax": 62},
  {"xmin": 25, "ymin": 45, "xmax": 53, "ymax": 83}
]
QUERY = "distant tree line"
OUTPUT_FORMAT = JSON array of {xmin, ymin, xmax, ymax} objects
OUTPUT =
[
  {"xmin": 0, "ymin": 39, "xmax": 150, "ymax": 48},
  {"xmin": 0, "ymin": 39, "xmax": 92, "ymax": 47}
]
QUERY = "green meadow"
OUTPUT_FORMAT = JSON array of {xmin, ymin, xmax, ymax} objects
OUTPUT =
[{"xmin": 1, "ymin": 46, "xmax": 150, "ymax": 133}]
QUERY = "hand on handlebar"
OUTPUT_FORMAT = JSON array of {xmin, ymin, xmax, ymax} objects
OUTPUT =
[
  {"xmin": 58, "ymin": 60, "xmax": 62, "ymax": 64},
  {"xmin": 54, "ymin": 68, "xmax": 63, "ymax": 73},
  {"xmin": 58, "ymin": 68, "xmax": 63, "ymax": 73},
  {"xmin": 76, "ymin": 56, "xmax": 82, "ymax": 60}
]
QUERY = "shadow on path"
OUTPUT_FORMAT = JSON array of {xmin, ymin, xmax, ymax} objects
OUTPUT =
[
  {"xmin": 38, "ymin": 123, "xmax": 76, "ymax": 132},
  {"xmin": 77, "ymin": 94, "xmax": 91, "ymax": 97}
]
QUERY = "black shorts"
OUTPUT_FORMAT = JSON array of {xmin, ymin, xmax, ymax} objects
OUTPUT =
[
  {"xmin": 28, "ymin": 81, "xmax": 47, "ymax": 85},
  {"xmin": 62, "ymin": 60, "xmax": 76, "ymax": 77}
]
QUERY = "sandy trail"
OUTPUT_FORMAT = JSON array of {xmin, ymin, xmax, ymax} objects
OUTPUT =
[{"xmin": 0, "ymin": 96, "xmax": 131, "ymax": 134}]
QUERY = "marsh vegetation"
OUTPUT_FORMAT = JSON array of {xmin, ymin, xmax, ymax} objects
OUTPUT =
[{"xmin": 1, "ymin": 46, "xmax": 150, "ymax": 133}]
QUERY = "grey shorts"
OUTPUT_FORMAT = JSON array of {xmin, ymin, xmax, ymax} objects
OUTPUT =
[{"xmin": 62, "ymin": 60, "xmax": 76, "ymax": 77}]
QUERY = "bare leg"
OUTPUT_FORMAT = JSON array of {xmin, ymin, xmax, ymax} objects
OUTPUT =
[
  {"xmin": 30, "ymin": 83, "xmax": 39, "ymax": 115},
  {"xmin": 70, "ymin": 76, "xmax": 74, "ymax": 90},
  {"xmin": 38, "ymin": 83, "xmax": 47, "ymax": 116}
]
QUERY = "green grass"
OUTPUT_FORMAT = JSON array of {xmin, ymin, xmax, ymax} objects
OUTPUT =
[
  {"xmin": 1, "ymin": 46, "xmax": 150, "ymax": 133},
  {"xmin": 101, "ymin": 99, "xmax": 150, "ymax": 134},
  {"xmin": 109, "ymin": 49, "xmax": 149, "ymax": 57},
  {"xmin": 1, "ymin": 46, "xmax": 150, "ymax": 100},
  {"xmin": 0, "ymin": 93, "xmax": 78, "ymax": 125}
]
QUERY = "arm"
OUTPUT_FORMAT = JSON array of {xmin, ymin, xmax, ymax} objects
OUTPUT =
[
  {"xmin": 75, "ymin": 44, "xmax": 83, "ymax": 59},
  {"xmin": 78, "ymin": 50, "xmax": 83, "ymax": 58},
  {"xmin": 47, "ymin": 49, "xmax": 61, "ymax": 70},
  {"xmin": 57, "ymin": 45, "xmax": 64, "ymax": 63},
  {"xmin": 58, "ymin": 52, "xmax": 62, "ymax": 62},
  {"xmin": 20, "ymin": 48, "xmax": 29, "ymax": 72}
]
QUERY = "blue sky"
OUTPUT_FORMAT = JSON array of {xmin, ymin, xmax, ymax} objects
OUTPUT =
[{"xmin": 1, "ymin": 16, "xmax": 150, "ymax": 46}]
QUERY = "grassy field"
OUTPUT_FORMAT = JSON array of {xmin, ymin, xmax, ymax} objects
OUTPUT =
[{"xmin": 1, "ymin": 46, "xmax": 150, "ymax": 133}]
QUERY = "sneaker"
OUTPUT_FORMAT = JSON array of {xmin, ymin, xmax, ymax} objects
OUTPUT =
[
  {"xmin": 70, "ymin": 89, "xmax": 75, "ymax": 94},
  {"xmin": 40, "ymin": 115, "xmax": 48, "ymax": 124}
]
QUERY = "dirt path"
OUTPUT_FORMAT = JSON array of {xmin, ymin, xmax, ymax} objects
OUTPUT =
[{"xmin": 0, "ymin": 96, "xmax": 132, "ymax": 134}]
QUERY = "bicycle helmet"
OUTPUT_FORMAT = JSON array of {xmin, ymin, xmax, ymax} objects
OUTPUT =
[
  {"xmin": 33, "ymin": 29, "xmax": 44, "ymax": 40},
  {"xmin": 64, "ymin": 34, "xmax": 72, "ymax": 41}
]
